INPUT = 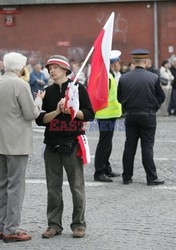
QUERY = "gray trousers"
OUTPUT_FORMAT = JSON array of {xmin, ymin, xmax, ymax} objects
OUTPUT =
[
  {"xmin": 44, "ymin": 144, "xmax": 86, "ymax": 232},
  {"xmin": 0, "ymin": 154, "xmax": 28, "ymax": 235}
]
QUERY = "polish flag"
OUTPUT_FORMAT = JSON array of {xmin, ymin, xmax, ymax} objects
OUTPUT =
[
  {"xmin": 64, "ymin": 82, "xmax": 79, "ymax": 120},
  {"xmin": 77, "ymin": 135, "xmax": 90, "ymax": 165},
  {"xmin": 87, "ymin": 12, "xmax": 114, "ymax": 112}
]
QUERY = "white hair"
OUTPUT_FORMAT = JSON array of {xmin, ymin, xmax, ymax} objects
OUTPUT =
[{"xmin": 3, "ymin": 52, "xmax": 27, "ymax": 74}]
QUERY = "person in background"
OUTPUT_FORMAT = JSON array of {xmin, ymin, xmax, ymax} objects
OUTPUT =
[
  {"xmin": 36, "ymin": 55, "xmax": 94, "ymax": 239},
  {"xmin": 168, "ymin": 57, "xmax": 176, "ymax": 115},
  {"xmin": 0, "ymin": 60, "xmax": 5, "ymax": 75},
  {"xmin": 145, "ymin": 58, "xmax": 160, "ymax": 76},
  {"xmin": 29, "ymin": 63, "xmax": 48, "ymax": 98},
  {"xmin": 0, "ymin": 52, "xmax": 45, "ymax": 243},
  {"xmin": 110, "ymin": 50, "xmax": 121, "ymax": 84},
  {"xmin": 41, "ymin": 62, "xmax": 54, "ymax": 86},
  {"xmin": 120, "ymin": 62, "xmax": 129, "ymax": 74},
  {"xmin": 94, "ymin": 50, "xmax": 122, "ymax": 182},
  {"xmin": 68, "ymin": 62, "xmax": 86, "ymax": 85},
  {"xmin": 128, "ymin": 62, "xmax": 135, "ymax": 71},
  {"xmin": 26, "ymin": 56, "xmax": 37, "ymax": 74},
  {"xmin": 118, "ymin": 49, "xmax": 165, "ymax": 186},
  {"xmin": 80, "ymin": 60, "xmax": 90, "ymax": 88},
  {"xmin": 158, "ymin": 60, "xmax": 174, "ymax": 116},
  {"xmin": 20, "ymin": 66, "xmax": 30, "ymax": 82},
  {"xmin": 69, "ymin": 59, "xmax": 76, "ymax": 71}
]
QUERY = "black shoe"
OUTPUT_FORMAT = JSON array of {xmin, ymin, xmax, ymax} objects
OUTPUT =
[
  {"xmin": 94, "ymin": 174, "xmax": 113, "ymax": 182},
  {"xmin": 147, "ymin": 179, "xmax": 165, "ymax": 186},
  {"xmin": 106, "ymin": 171, "xmax": 121, "ymax": 178},
  {"xmin": 123, "ymin": 178, "xmax": 133, "ymax": 185}
]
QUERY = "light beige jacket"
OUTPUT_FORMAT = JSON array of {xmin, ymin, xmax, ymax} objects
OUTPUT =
[{"xmin": 0, "ymin": 72, "xmax": 42, "ymax": 155}]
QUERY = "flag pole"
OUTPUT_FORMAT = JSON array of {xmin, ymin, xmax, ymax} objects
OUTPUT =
[{"xmin": 72, "ymin": 46, "xmax": 94, "ymax": 85}]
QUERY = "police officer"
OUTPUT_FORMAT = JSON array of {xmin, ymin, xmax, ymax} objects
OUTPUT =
[
  {"xmin": 94, "ymin": 50, "xmax": 122, "ymax": 182},
  {"xmin": 118, "ymin": 49, "xmax": 165, "ymax": 185}
]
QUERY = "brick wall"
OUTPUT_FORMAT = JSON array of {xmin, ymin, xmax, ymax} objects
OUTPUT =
[{"xmin": 0, "ymin": 2, "xmax": 175, "ymax": 67}]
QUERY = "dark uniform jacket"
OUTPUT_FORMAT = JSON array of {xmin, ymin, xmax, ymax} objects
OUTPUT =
[
  {"xmin": 118, "ymin": 67, "xmax": 165, "ymax": 112},
  {"xmin": 36, "ymin": 79, "xmax": 94, "ymax": 145}
]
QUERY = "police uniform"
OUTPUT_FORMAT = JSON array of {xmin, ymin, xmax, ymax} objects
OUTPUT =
[
  {"xmin": 118, "ymin": 49, "xmax": 165, "ymax": 185},
  {"xmin": 94, "ymin": 50, "xmax": 122, "ymax": 182}
]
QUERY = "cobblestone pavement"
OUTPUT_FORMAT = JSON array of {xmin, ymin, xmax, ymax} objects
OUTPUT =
[{"xmin": 1, "ymin": 116, "xmax": 176, "ymax": 250}]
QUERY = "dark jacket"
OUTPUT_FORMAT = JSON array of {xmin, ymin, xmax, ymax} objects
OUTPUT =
[
  {"xmin": 29, "ymin": 70, "xmax": 48, "ymax": 96},
  {"xmin": 147, "ymin": 66, "xmax": 160, "ymax": 77},
  {"xmin": 118, "ymin": 66, "xmax": 165, "ymax": 112},
  {"xmin": 36, "ymin": 79, "xmax": 94, "ymax": 145},
  {"xmin": 169, "ymin": 66, "xmax": 176, "ymax": 89}
]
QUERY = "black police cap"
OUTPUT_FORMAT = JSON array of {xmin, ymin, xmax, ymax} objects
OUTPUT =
[{"xmin": 130, "ymin": 49, "xmax": 150, "ymax": 59}]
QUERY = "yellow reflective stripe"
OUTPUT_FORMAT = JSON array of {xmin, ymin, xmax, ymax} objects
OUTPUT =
[
  {"xmin": 95, "ymin": 112, "xmax": 121, "ymax": 118},
  {"xmin": 96, "ymin": 109, "xmax": 121, "ymax": 115}
]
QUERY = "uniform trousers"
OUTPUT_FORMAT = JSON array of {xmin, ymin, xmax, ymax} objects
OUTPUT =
[
  {"xmin": 0, "ymin": 154, "xmax": 28, "ymax": 235},
  {"xmin": 44, "ymin": 143, "xmax": 86, "ymax": 232},
  {"xmin": 122, "ymin": 114, "xmax": 158, "ymax": 182},
  {"xmin": 94, "ymin": 118, "xmax": 116, "ymax": 177}
]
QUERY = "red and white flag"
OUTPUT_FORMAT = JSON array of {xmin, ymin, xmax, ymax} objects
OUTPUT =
[
  {"xmin": 77, "ymin": 135, "xmax": 90, "ymax": 165},
  {"xmin": 87, "ymin": 12, "xmax": 114, "ymax": 112},
  {"xmin": 64, "ymin": 82, "xmax": 79, "ymax": 120}
]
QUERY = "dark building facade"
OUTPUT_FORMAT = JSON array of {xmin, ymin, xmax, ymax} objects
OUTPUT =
[{"xmin": 0, "ymin": 1, "xmax": 175, "ymax": 68}]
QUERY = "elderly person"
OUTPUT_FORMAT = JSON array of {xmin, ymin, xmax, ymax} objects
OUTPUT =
[{"xmin": 0, "ymin": 52, "xmax": 45, "ymax": 243}]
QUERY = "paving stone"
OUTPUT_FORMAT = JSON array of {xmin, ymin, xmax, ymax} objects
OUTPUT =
[{"xmin": 1, "ymin": 117, "xmax": 175, "ymax": 250}]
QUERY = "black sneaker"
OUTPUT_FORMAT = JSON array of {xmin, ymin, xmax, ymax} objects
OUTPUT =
[{"xmin": 94, "ymin": 174, "xmax": 113, "ymax": 182}]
